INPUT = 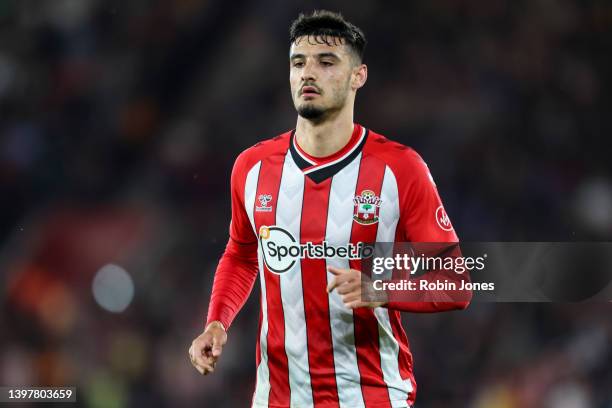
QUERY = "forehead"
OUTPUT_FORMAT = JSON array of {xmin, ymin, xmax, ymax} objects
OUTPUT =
[{"xmin": 290, "ymin": 35, "xmax": 351, "ymax": 58}]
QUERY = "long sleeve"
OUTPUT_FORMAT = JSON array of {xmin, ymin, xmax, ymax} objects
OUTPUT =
[
  {"xmin": 385, "ymin": 149, "xmax": 472, "ymax": 312},
  {"xmin": 206, "ymin": 237, "xmax": 258, "ymax": 330},
  {"xmin": 383, "ymin": 244, "xmax": 472, "ymax": 313},
  {"xmin": 205, "ymin": 151, "xmax": 259, "ymax": 330}
]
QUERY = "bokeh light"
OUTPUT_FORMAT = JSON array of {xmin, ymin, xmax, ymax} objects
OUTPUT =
[{"xmin": 92, "ymin": 264, "xmax": 134, "ymax": 313}]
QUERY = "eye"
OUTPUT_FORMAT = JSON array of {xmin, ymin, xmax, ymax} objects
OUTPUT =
[
  {"xmin": 292, "ymin": 61, "xmax": 304, "ymax": 68},
  {"xmin": 321, "ymin": 61, "xmax": 334, "ymax": 66}
]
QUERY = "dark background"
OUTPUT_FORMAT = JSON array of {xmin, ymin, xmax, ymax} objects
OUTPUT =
[{"xmin": 1, "ymin": 1, "xmax": 611, "ymax": 407}]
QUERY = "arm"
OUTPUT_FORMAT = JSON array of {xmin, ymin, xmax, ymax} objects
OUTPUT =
[
  {"xmin": 383, "ymin": 243, "xmax": 471, "ymax": 313},
  {"xmin": 205, "ymin": 150, "xmax": 259, "ymax": 330},
  {"xmin": 326, "ymin": 245, "xmax": 470, "ymax": 313},
  {"xmin": 384, "ymin": 150, "xmax": 472, "ymax": 313},
  {"xmin": 205, "ymin": 236, "xmax": 259, "ymax": 330},
  {"xmin": 190, "ymin": 151, "xmax": 259, "ymax": 376}
]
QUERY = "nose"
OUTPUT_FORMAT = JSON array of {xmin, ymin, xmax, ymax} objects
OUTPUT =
[{"xmin": 301, "ymin": 58, "xmax": 317, "ymax": 82}]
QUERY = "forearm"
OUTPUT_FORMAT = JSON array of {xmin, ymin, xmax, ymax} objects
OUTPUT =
[
  {"xmin": 383, "ymin": 246, "xmax": 472, "ymax": 313},
  {"xmin": 385, "ymin": 291, "xmax": 472, "ymax": 313},
  {"xmin": 206, "ymin": 237, "xmax": 259, "ymax": 330}
]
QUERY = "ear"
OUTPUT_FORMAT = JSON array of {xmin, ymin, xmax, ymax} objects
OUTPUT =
[{"xmin": 351, "ymin": 64, "xmax": 368, "ymax": 90}]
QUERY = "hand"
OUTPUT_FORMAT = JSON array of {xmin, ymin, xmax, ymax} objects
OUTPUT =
[
  {"xmin": 189, "ymin": 321, "xmax": 227, "ymax": 375},
  {"xmin": 326, "ymin": 266, "xmax": 387, "ymax": 309}
]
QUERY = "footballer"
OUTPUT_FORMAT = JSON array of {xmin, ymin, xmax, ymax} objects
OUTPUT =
[{"xmin": 189, "ymin": 10, "xmax": 471, "ymax": 408}]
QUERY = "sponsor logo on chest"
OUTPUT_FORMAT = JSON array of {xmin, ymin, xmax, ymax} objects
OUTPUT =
[{"xmin": 258, "ymin": 225, "xmax": 374, "ymax": 274}]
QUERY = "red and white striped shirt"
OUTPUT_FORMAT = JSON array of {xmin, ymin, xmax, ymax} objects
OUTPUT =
[{"xmin": 207, "ymin": 124, "xmax": 469, "ymax": 408}]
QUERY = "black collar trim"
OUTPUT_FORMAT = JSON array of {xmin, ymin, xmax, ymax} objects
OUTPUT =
[{"xmin": 289, "ymin": 127, "xmax": 369, "ymax": 184}]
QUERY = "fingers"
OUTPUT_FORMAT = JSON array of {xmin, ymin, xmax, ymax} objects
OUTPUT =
[
  {"xmin": 189, "ymin": 344, "xmax": 206, "ymax": 374},
  {"xmin": 327, "ymin": 266, "xmax": 345, "ymax": 276},
  {"xmin": 345, "ymin": 300, "xmax": 368, "ymax": 309},
  {"xmin": 325, "ymin": 267, "xmax": 367, "ymax": 308},
  {"xmin": 189, "ymin": 343, "xmax": 211, "ymax": 374},
  {"xmin": 190, "ymin": 338, "xmax": 216, "ymax": 375},
  {"xmin": 190, "ymin": 326, "xmax": 228, "ymax": 376},
  {"xmin": 347, "ymin": 300, "xmax": 386, "ymax": 309},
  {"xmin": 211, "ymin": 334, "xmax": 225, "ymax": 358},
  {"xmin": 335, "ymin": 279, "xmax": 360, "ymax": 295},
  {"xmin": 341, "ymin": 291, "xmax": 361, "ymax": 302},
  {"xmin": 326, "ymin": 267, "xmax": 359, "ymax": 293},
  {"xmin": 202, "ymin": 359, "xmax": 216, "ymax": 375}
]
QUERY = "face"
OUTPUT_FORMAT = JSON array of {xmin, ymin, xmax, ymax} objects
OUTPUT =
[{"xmin": 289, "ymin": 36, "xmax": 366, "ymax": 121}]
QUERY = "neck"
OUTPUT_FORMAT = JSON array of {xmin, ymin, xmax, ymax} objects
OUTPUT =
[{"xmin": 295, "ymin": 104, "xmax": 355, "ymax": 158}]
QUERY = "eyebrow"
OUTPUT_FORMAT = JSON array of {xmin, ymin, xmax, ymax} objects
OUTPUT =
[{"xmin": 289, "ymin": 52, "xmax": 342, "ymax": 61}]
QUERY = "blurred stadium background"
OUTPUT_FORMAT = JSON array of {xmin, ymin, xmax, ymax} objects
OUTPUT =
[{"xmin": 1, "ymin": 0, "xmax": 611, "ymax": 407}]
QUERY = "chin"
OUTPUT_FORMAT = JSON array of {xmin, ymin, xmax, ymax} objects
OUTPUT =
[{"xmin": 297, "ymin": 104, "xmax": 326, "ymax": 120}]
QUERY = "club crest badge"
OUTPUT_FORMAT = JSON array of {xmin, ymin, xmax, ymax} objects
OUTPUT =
[
  {"xmin": 353, "ymin": 190, "xmax": 382, "ymax": 225},
  {"xmin": 256, "ymin": 194, "xmax": 273, "ymax": 212}
]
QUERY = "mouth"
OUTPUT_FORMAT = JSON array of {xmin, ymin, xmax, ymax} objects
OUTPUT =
[{"xmin": 300, "ymin": 86, "xmax": 320, "ymax": 97}]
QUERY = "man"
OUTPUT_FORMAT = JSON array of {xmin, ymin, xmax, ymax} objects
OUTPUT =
[{"xmin": 189, "ymin": 10, "xmax": 470, "ymax": 408}]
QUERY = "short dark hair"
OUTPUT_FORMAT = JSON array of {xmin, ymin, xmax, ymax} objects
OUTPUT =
[{"xmin": 289, "ymin": 10, "xmax": 367, "ymax": 63}]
